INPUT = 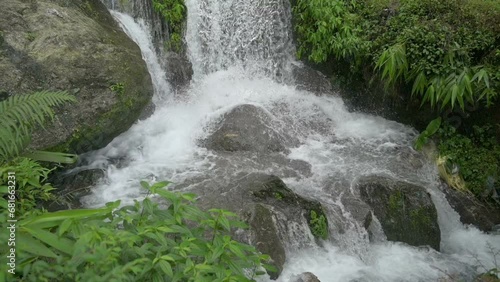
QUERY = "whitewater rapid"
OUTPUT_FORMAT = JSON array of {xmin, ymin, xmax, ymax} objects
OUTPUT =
[{"xmin": 80, "ymin": 4, "xmax": 500, "ymax": 281}]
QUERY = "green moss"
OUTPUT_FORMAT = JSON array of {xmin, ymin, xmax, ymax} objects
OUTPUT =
[
  {"xmin": 25, "ymin": 32, "xmax": 36, "ymax": 42},
  {"xmin": 387, "ymin": 190, "xmax": 432, "ymax": 227},
  {"xmin": 273, "ymin": 192, "xmax": 283, "ymax": 200},
  {"xmin": 409, "ymin": 208, "xmax": 432, "ymax": 228},
  {"xmin": 308, "ymin": 209, "xmax": 328, "ymax": 240},
  {"xmin": 110, "ymin": 82, "xmax": 125, "ymax": 96}
]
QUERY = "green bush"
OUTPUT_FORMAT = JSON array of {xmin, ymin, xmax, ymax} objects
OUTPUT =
[
  {"xmin": 0, "ymin": 158, "xmax": 56, "ymax": 215},
  {"xmin": 309, "ymin": 210, "xmax": 328, "ymax": 240},
  {"xmin": 438, "ymin": 123, "xmax": 500, "ymax": 200},
  {"xmin": 153, "ymin": 0, "xmax": 186, "ymax": 52},
  {"xmin": 293, "ymin": 0, "xmax": 500, "ymax": 111},
  {"xmin": 0, "ymin": 179, "xmax": 273, "ymax": 281}
]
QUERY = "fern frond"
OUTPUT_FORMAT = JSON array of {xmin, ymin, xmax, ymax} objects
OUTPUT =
[{"xmin": 0, "ymin": 91, "xmax": 76, "ymax": 163}]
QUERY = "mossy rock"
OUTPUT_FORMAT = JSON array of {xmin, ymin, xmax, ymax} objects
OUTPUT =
[
  {"xmin": 249, "ymin": 204, "xmax": 286, "ymax": 280},
  {"xmin": 0, "ymin": 0, "xmax": 154, "ymax": 153},
  {"xmin": 358, "ymin": 175, "xmax": 441, "ymax": 250},
  {"xmin": 252, "ymin": 175, "xmax": 328, "ymax": 240},
  {"xmin": 190, "ymin": 173, "xmax": 327, "ymax": 280}
]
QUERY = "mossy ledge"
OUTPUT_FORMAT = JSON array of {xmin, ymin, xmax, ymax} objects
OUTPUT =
[{"xmin": 252, "ymin": 176, "xmax": 329, "ymax": 240}]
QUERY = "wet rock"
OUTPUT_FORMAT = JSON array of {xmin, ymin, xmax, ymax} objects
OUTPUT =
[
  {"xmin": 0, "ymin": 0, "xmax": 154, "ymax": 153},
  {"xmin": 45, "ymin": 168, "xmax": 105, "ymax": 211},
  {"xmin": 358, "ymin": 175, "xmax": 441, "ymax": 250},
  {"xmin": 291, "ymin": 272, "xmax": 321, "ymax": 282},
  {"xmin": 190, "ymin": 173, "xmax": 327, "ymax": 279},
  {"xmin": 165, "ymin": 51, "xmax": 193, "ymax": 91},
  {"xmin": 291, "ymin": 63, "xmax": 333, "ymax": 95},
  {"xmin": 249, "ymin": 204, "xmax": 286, "ymax": 280},
  {"xmin": 440, "ymin": 182, "xmax": 500, "ymax": 232},
  {"xmin": 203, "ymin": 104, "xmax": 288, "ymax": 153}
]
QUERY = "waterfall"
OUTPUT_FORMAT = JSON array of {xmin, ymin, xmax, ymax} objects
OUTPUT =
[
  {"xmin": 185, "ymin": 0, "xmax": 295, "ymax": 81},
  {"xmin": 83, "ymin": 1, "xmax": 500, "ymax": 281}
]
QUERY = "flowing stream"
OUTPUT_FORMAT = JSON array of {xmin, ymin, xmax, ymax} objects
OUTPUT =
[{"xmin": 82, "ymin": 1, "xmax": 500, "ymax": 281}]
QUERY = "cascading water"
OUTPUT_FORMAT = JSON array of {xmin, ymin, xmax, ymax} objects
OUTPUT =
[{"xmin": 81, "ymin": 1, "xmax": 500, "ymax": 281}]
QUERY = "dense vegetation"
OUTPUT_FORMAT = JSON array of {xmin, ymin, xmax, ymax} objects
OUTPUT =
[
  {"xmin": 0, "ymin": 178, "xmax": 272, "ymax": 281},
  {"xmin": 293, "ymin": 0, "xmax": 500, "ymax": 202},
  {"xmin": 293, "ymin": 0, "xmax": 499, "ymax": 111},
  {"xmin": 152, "ymin": 0, "xmax": 186, "ymax": 51},
  {"xmin": 0, "ymin": 92, "xmax": 271, "ymax": 281}
]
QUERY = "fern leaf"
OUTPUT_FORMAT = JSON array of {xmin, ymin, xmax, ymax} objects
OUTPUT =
[{"xmin": 0, "ymin": 91, "xmax": 76, "ymax": 163}]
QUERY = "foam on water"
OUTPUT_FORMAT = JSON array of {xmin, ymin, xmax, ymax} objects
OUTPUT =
[{"xmin": 81, "ymin": 4, "xmax": 500, "ymax": 281}]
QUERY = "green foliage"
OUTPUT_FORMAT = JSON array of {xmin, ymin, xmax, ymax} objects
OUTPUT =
[
  {"xmin": 309, "ymin": 210, "xmax": 328, "ymax": 240},
  {"xmin": 153, "ymin": 0, "xmax": 186, "ymax": 52},
  {"xmin": 293, "ymin": 0, "xmax": 500, "ymax": 112},
  {"xmin": 273, "ymin": 192, "xmax": 283, "ymax": 200},
  {"xmin": 1, "ymin": 180, "xmax": 273, "ymax": 281},
  {"xmin": 110, "ymin": 82, "xmax": 125, "ymax": 96},
  {"xmin": 414, "ymin": 117, "xmax": 441, "ymax": 150},
  {"xmin": 293, "ymin": 0, "xmax": 368, "ymax": 63},
  {"xmin": 0, "ymin": 91, "xmax": 76, "ymax": 163},
  {"xmin": 0, "ymin": 158, "xmax": 55, "ymax": 215},
  {"xmin": 438, "ymin": 123, "xmax": 500, "ymax": 200}
]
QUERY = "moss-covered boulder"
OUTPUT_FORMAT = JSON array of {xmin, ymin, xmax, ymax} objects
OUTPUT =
[
  {"xmin": 0, "ymin": 0, "xmax": 154, "ymax": 153},
  {"xmin": 191, "ymin": 173, "xmax": 327, "ymax": 280},
  {"xmin": 358, "ymin": 175, "xmax": 441, "ymax": 250}
]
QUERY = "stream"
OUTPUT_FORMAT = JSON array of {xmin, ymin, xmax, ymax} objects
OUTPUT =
[{"xmin": 78, "ymin": 1, "xmax": 500, "ymax": 281}]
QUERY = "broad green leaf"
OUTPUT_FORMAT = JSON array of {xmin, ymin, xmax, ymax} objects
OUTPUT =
[{"xmin": 17, "ymin": 233, "xmax": 58, "ymax": 258}]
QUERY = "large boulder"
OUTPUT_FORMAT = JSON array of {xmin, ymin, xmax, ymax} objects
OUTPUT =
[
  {"xmin": 189, "ymin": 173, "xmax": 327, "ymax": 280},
  {"xmin": 440, "ymin": 182, "xmax": 500, "ymax": 232},
  {"xmin": 358, "ymin": 175, "xmax": 441, "ymax": 250},
  {"xmin": 0, "ymin": 0, "xmax": 154, "ymax": 153},
  {"xmin": 203, "ymin": 104, "xmax": 289, "ymax": 153},
  {"xmin": 291, "ymin": 272, "xmax": 321, "ymax": 282},
  {"xmin": 291, "ymin": 62, "xmax": 333, "ymax": 95}
]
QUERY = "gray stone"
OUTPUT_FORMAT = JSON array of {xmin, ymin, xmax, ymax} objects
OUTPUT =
[
  {"xmin": 291, "ymin": 63, "xmax": 333, "ymax": 95},
  {"xmin": 291, "ymin": 272, "xmax": 321, "ymax": 282},
  {"xmin": 189, "ymin": 173, "xmax": 327, "ymax": 280},
  {"xmin": 165, "ymin": 51, "xmax": 193, "ymax": 91},
  {"xmin": 0, "ymin": 0, "xmax": 154, "ymax": 153},
  {"xmin": 440, "ymin": 181, "xmax": 500, "ymax": 232},
  {"xmin": 203, "ymin": 104, "xmax": 288, "ymax": 153},
  {"xmin": 358, "ymin": 175, "xmax": 441, "ymax": 250}
]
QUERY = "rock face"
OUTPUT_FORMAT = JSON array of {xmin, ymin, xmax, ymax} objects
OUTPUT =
[
  {"xmin": 0, "ymin": 0, "xmax": 154, "ymax": 153},
  {"xmin": 291, "ymin": 63, "xmax": 333, "ymax": 95},
  {"xmin": 165, "ymin": 51, "xmax": 193, "ymax": 92},
  {"xmin": 203, "ymin": 104, "xmax": 289, "ymax": 153},
  {"xmin": 291, "ymin": 272, "xmax": 321, "ymax": 282},
  {"xmin": 358, "ymin": 175, "xmax": 441, "ymax": 250},
  {"xmin": 46, "ymin": 168, "xmax": 105, "ymax": 211},
  {"xmin": 441, "ymin": 182, "xmax": 500, "ymax": 232},
  {"xmin": 190, "ymin": 173, "xmax": 327, "ymax": 280}
]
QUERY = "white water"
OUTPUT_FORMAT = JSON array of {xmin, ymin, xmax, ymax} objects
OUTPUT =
[{"xmin": 82, "ymin": 3, "xmax": 500, "ymax": 281}]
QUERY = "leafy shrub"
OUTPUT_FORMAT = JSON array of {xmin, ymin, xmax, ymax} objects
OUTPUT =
[
  {"xmin": 0, "ymin": 91, "xmax": 77, "ymax": 164},
  {"xmin": 293, "ymin": 0, "xmax": 500, "ymax": 111},
  {"xmin": 0, "ymin": 180, "xmax": 273, "ymax": 281},
  {"xmin": 438, "ymin": 123, "xmax": 500, "ymax": 200},
  {"xmin": 153, "ymin": 0, "xmax": 186, "ymax": 52},
  {"xmin": 309, "ymin": 210, "xmax": 328, "ymax": 240},
  {"xmin": 0, "ymin": 158, "xmax": 55, "ymax": 215}
]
